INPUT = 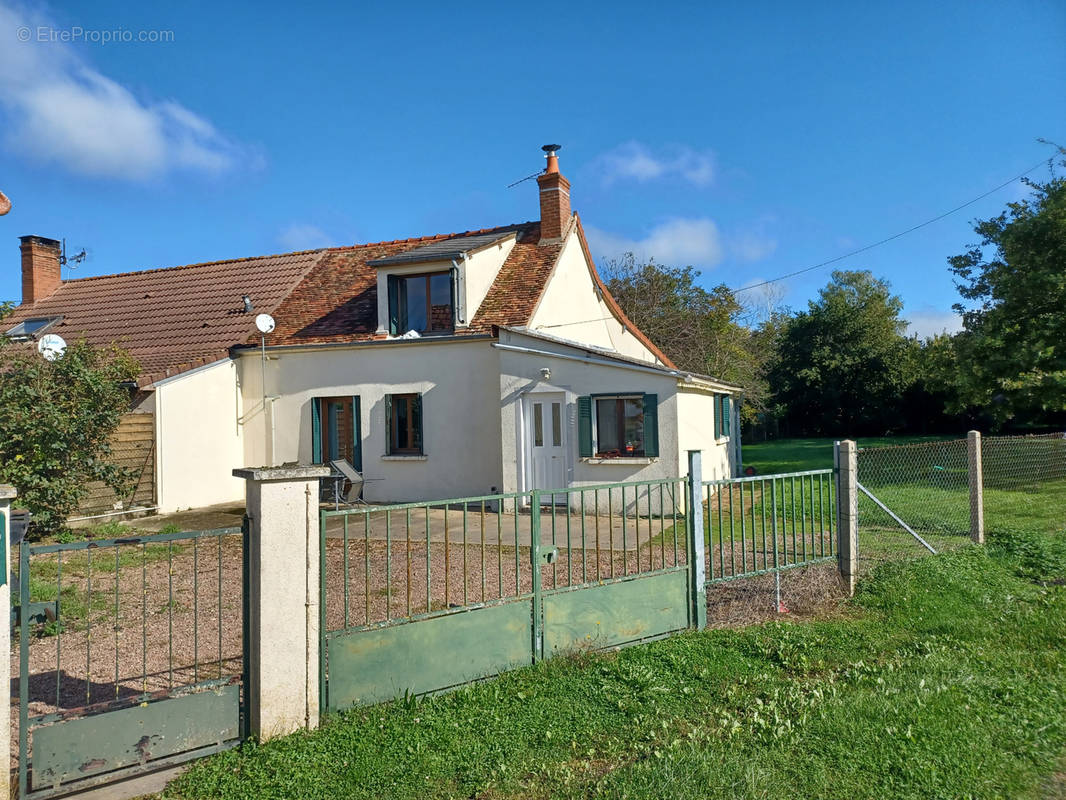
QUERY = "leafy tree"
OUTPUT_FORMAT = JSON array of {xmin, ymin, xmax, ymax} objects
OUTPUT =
[
  {"xmin": 768, "ymin": 270, "xmax": 912, "ymax": 436},
  {"xmin": 602, "ymin": 254, "xmax": 771, "ymax": 422},
  {"xmin": 949, "ymin": 154, "xmax": 1066, "ymax": 426},
  {"xmin": 0, "ymin": 337, "xmax": 139, "ymax": 538}
]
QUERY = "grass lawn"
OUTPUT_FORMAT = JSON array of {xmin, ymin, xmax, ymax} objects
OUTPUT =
[
  {"xmin": 742, "ymin": 434, "xmax": 967, "ymax": 474},
  {"xmin": 167, "ymin": 527, "xmax": 1066, "ymax": 800}
]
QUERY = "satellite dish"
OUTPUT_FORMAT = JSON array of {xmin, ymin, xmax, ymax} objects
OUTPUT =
[
  {"xmin": 0, "ymin": 189, "xmax": 11, "ymax": 216},
  {"xmin": 38, "ymin": 333, "xmax": 66, "ymax": 361},
  {"xmin": 254, "ymin": 313, "xmax": 276, "ymax": 334}
]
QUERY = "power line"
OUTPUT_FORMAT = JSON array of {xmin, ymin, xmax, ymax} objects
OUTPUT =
[{"xmin": 732, "ymin": 158, "xmax": 1051, "ymax": 294}]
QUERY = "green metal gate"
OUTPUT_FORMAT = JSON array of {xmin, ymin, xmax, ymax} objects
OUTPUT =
[
  {"xmin": 319, "ymin": 478, "xmax": 696, "ymax": 712},
  {"xmin": 15, "ymin": 526, "xmax": 247, "ymax": 799}
]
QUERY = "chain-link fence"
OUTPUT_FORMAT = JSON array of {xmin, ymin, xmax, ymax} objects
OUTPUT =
[
  {"xmin": 851, "ymin": 433, "xmax": 1066, "ymax": 575},
  {"xmin": 854, "ymin": 438, "xmax": 973, "ymax": 573},
  {"xmin": 982, "ymin": 433, "xmax": 1066, "ymax": 536}
]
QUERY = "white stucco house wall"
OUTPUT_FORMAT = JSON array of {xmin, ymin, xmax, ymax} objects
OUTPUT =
[{"xmin": 5, "ymin": 148, "xmax": 742, "ymax": 512}]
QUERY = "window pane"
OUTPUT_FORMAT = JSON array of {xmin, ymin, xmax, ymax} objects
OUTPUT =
[
  {"xmin": 623, "ymin": 398, "xmax": 645, "ymax": 456},
  {"xmin": 429, "ymin": 273, "xmax": 453, "ymax": 331},
  {"xmin": 595, "ymin": 398, "xmax": 621, "ymax": 456},
  {"xmin": 551, "ymin": 403, "xmax": 562, "ymax": 447},
  {"xmin": 533, "ymin": 403, "xmax": 544, "ymax": 447},
  {"xmin": 395, "ymin": 397, "xmax": 409, "ymax": 450},
  {"xmin": 410, "ymin": 396, "xmax": 422, "ymax": 451},
  {"xmin": 403, "ymin": 276, "xmax": 427, "ymax": 333}
]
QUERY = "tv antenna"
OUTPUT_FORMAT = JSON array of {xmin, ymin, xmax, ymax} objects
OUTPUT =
[
  {"xmin": 507, "ymin": 144, "xmax": 562, "ymax": 188},
  {"xmin": 60, "ymin": 239, "xmax": 86, "ymax": 268}
]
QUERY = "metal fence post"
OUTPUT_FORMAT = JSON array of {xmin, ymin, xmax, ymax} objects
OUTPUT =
[
  {"xmin": 968, "ymin": 430, "xmax": 984, "ymax": 544},
  {"xmin": 530, "ymin": 490, "xmax": 543, "ymax": 663},
  {"xmin": 687, "ymin": 451, "xmax": 707, "ymax": 629},
  {"xmin": 835, "ymin": 440, "xmax": 858, "ymax": 596}
]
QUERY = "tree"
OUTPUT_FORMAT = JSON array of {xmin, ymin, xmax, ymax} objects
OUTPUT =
[
  {"xmin": 768, "ymin": 270, "xmax": 912, "ymax": 436},
  {"xmin": 949, "ymin": 153, "xmax": 1066, "ymax": 426},
  {"xmin": 602, "ymin": 254, "xmax": 772, "ymax": 422},
  {"xmin": 0, "ymin": 337, "xmax": 139, "ymax": 537}
]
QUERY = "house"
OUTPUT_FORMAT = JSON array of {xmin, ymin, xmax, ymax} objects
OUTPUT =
[{"xmin": 5, "ymin": 147, "xmax": 741, "ymax": 513}]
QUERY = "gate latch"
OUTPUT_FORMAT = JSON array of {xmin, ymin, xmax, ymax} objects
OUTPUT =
[{"xmin": 540, "ymin": 547, "xmax": 559, "ymax": 565}]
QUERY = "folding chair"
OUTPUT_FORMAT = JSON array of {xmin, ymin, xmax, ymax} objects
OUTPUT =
[{"xmin": 330, "ymin": 459, "xmax": 367, "ymax": 507}]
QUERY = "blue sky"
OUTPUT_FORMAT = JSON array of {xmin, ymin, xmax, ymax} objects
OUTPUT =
[{"xmin": 1, "ymin": 1, "xmax": 1063, "ymax": 337}]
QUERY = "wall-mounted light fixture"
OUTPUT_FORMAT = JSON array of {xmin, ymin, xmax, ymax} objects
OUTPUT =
[{"xmin": 540, "ymin": 367, "xmax": 551, "ymax": 381}]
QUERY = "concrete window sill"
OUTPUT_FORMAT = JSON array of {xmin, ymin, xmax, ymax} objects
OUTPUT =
[
  {"xmin": 381, "ymin": 455, "xmax": 428, "ymax": 461},
  {"xmin": 581, "ymin": 457, "xmax": 657, "ymax": 466}
]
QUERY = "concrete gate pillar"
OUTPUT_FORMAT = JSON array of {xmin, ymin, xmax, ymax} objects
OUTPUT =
[{"xmin": 234, "ymin": 466, "xmax": 330, "ymax": 741}]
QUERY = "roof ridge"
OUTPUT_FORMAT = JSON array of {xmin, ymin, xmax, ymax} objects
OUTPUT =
[{"xmin": 58, "ymin": 221, "xmax": 539, "ymax": 286}]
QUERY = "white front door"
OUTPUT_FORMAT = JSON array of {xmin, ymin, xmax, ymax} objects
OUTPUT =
[{"xmin": 526, "ymin": 393, "xmax": 567, "ymax": 494}]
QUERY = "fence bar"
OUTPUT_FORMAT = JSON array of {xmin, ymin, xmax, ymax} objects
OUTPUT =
[{"xmin": 687, "ymin": 451, "xmax": 707, "ymax": 629}]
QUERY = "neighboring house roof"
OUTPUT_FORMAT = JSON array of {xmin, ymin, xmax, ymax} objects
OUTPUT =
[
  {"xmin": 5, "ymin": 215, "xmax": 675, "ymax": 385},
  {"xmin": 4, "ymin": 250, "xmax": 328, "ymax": 384}
]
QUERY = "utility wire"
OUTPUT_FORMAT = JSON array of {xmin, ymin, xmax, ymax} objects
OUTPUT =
[{"xmin": 732, "ymin": 158, "xmax": 1051, "ymax": 294}]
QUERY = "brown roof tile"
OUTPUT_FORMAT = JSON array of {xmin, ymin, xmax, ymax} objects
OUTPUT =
[
  {"xmin": 5, "ymin": 250, "xmax": 328, "ymax": 385},
  {"xmin": 5, "ymin": 215, "xmax": 670, "ymax": 383}
]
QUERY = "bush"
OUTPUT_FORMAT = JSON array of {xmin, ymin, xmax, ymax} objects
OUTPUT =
[{"xmin": 0, "ymin": 339, "xmax": 139, "ymax": 538}]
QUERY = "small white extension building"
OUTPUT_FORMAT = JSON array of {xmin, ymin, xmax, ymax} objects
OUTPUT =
[{"xmin": 6, "ymin": 148, "xmax": 741, "ymax": 512}]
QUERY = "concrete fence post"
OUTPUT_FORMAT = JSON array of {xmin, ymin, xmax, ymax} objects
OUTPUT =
[
  {"xmin": 968, "ymin": 430, "xmax": 984, "ymax": 544},
  {"xmin": 835, "ymin": 440, "xmax": 858, "ymax": 596},
  {"xmin": 687, "ymin": 450, "xmax": 707, "ymax": 629},
  {"xmin": 233, "ymin": 465, "xmax": 330, "ymax": 741},
  {"xmin": 0, "ymin": 484, "xmax": 14, "ymax": 797}
]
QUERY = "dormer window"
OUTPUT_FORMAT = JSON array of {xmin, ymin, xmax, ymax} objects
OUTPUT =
[
  {"xmin": 5, "ymin": 316, "xmax": 62, "ymax": 342},
  {"xmin": 387, "ymin": 272, "xmax": 454, "ymax": 336}
]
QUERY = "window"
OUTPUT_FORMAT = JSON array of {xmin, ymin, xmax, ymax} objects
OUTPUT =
[
  {"xmin": 386, "ymin": 393, "xmax": 423, "ymax": 455},
  {"xmin": 5, "ymin": 316, "xmax": 61, "ymax": 341},
  {"xmin": 311, "ymin": 396, "xmax": 362, "ymax": 469},
  {"xmin": 387, "ymin": 272, "xmax": 454, "ymax": 335},
  {"xmin": 714, "ymin": 394, "xmax": 732, "ymax": 439},
  {"xmin": 577, "ymin": 393, "xmax": 659, "ymax": 459}
]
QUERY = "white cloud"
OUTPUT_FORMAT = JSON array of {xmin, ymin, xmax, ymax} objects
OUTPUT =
[
  {"xmin": 730, "ymin": 231, "xmax": 777, "ymax": 263},
  {"xmin": 278, "ymin": 223, "xmax": 335, "ymax": 251},
  {"xmin": 0, "ymin": 2, "xmax": 246, "ymax": 180},
  {"xmin": 906, "ymin": 309, "xmax": 963, "ymax": 339},
  {"xmin": 590, "ymin": 141, "xmax": 715, "ymax": 187},
  {"xmin": 585, "ymin": 218, "xmax": 724, "ymax": 266}
]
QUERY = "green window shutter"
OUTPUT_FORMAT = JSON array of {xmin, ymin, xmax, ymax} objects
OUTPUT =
[
  {"xmin": 384, "ymin": 393, "xmax": 393, "ymax": 455},
  {"xmin": 311, "ymin": 398, "xmax": 322, "ymax": 463},
  {"xmin": 577, "ymin": 396, "xmax": 593, "ymax": 458},
  {"xmin": 642, "ymin": 393, "xmax": 659, "ymax": 457},
  {"xmin": 722, "ymin": 395, "xmax": 731, "ymax": 437},
  {"xmin": 352, "ymin": 396, "xmax": 362, "ymax": 471},
  {"xmin": 387, "ymin": 275, "xmax": 401, "ymax": 335},
  {"xmin": 713, "ymin": 395, "xmax": 721, "ymax": 439},
  {"xmin": 414, "ymin": 393, "xmax": 424, "ymax": 455}
]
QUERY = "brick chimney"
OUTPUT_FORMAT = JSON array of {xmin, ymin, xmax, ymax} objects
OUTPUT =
[
  {"xmin": 536, "ymin": 144, "xmax": 570, "ymax": 243},
  {"xmin": 20, "ymin": 236, "xmax": 62, "ymax": 304}
]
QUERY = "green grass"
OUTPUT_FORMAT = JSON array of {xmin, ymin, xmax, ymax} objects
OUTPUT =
[
  {"xmin": 743, "ymin": 435, "xmax": 967, "ymax": 475},
  {"xmin": 167, "ymin": 527, "xmax": 1066, "ymax": 800}
]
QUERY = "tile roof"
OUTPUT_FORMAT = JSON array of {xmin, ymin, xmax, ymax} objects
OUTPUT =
[
  {"xmin": 4, "ymin": 250, "xmax": 328, "ymax": 386},
  {"xmin": 5, "ymin": 214, "xmax": 673, "ymax": 384}
]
